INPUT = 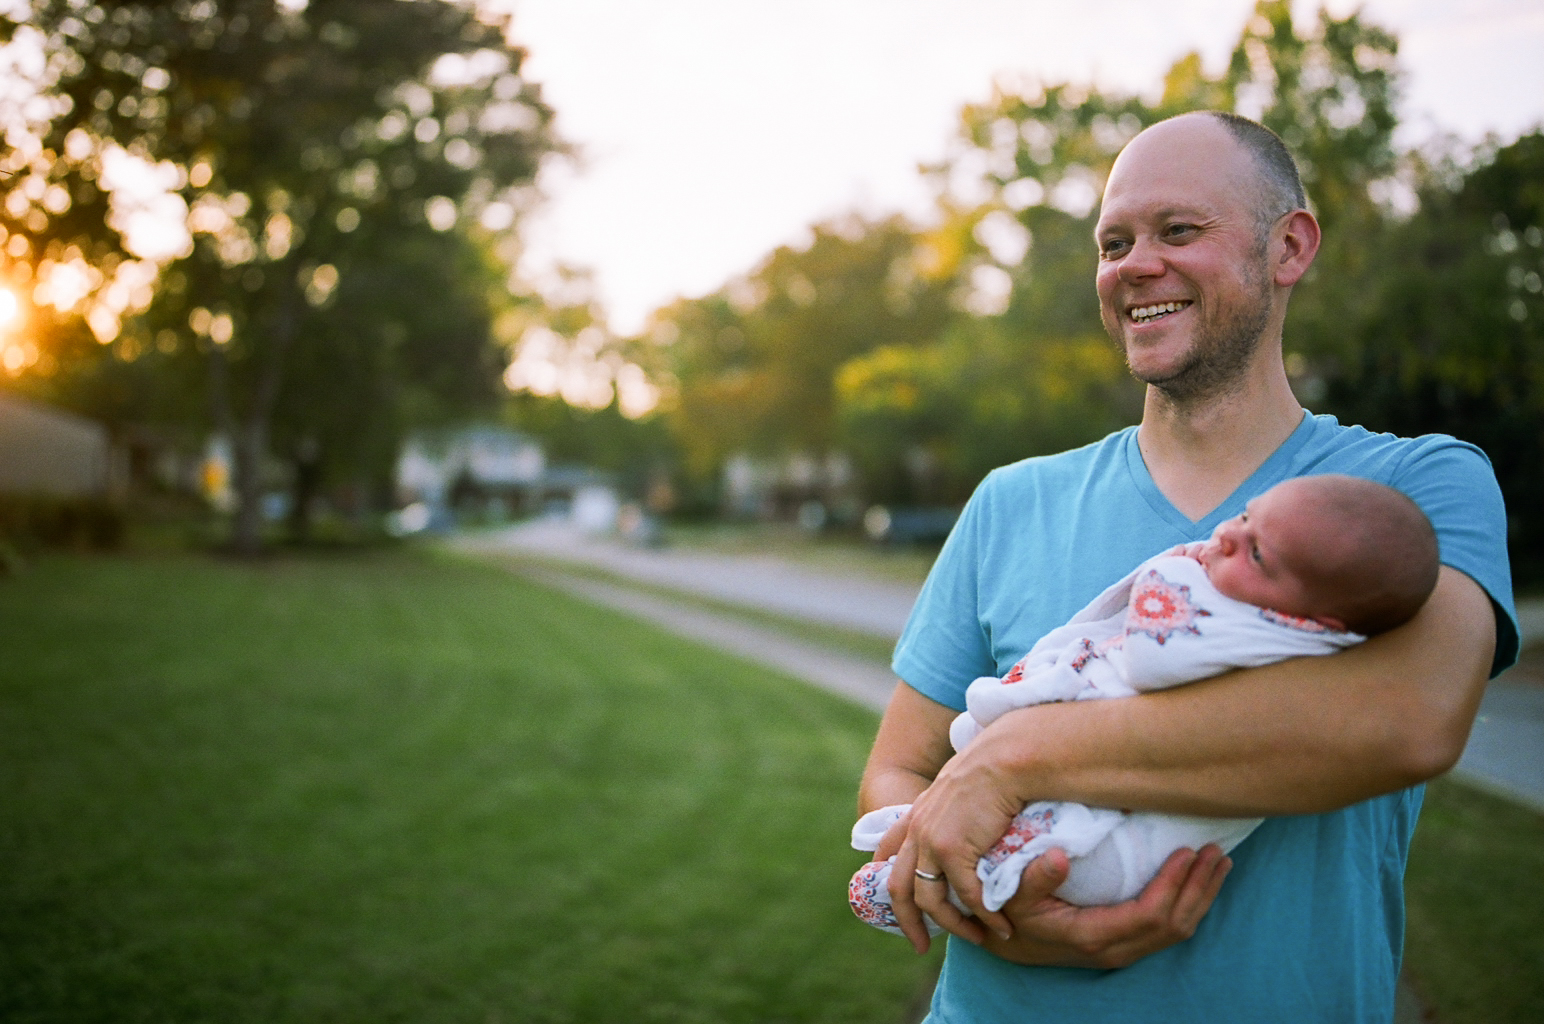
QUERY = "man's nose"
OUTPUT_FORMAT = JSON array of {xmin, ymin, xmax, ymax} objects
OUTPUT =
[{"xmin": 1117, "ymin": 235, "xmax": 1166, "ymax": 281}]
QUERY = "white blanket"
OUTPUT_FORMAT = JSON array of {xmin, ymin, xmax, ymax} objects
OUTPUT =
[{"xmin": 850, "ymin": 553, "xmax": 1362, "ymax": 934}]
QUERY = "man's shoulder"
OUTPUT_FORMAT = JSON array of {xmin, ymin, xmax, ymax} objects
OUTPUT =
[{"xmin": 1296, "ymin": 414, "xmax": 1493, "ymax": 481}]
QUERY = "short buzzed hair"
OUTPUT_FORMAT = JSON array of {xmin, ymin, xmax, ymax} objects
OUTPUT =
[
  {"xmin": 1284, "ymin": 475, "xmax": 1439, "ymax": 636},
  {"xmin": 1202, "ymin": 111, "xmax": 1307, "ymax": 236}
]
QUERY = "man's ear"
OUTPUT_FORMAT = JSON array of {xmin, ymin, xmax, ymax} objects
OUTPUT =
[{"xmin": 1273, "ymin": 209, "xmax": 1321, "ymax": 288}]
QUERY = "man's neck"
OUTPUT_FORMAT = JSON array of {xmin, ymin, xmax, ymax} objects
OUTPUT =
[{"xmin": 1136, "ymin": 368, "xmax": 1304, "ymax": 523}]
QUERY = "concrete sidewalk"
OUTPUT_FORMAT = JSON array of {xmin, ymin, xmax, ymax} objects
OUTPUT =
[{"xmin": 453, "ymin": 519, "xmax": 919, "ymax": 638}]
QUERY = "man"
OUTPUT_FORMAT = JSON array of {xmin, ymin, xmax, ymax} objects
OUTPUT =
[{"xmin": 859, "ymin": 111, "xmax": 1517, "ymax": 1022}]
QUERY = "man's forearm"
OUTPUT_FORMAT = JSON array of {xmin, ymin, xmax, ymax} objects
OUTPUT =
[
  {"xmin": 858, "ymin": 682, "xmax": 958, "ymax": 815},
  {"xmin": 971, "ymin": 567, "xmax": 1498, "ymax": 818}
]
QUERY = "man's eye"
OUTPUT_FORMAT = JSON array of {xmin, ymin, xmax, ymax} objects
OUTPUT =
[
  {"xmin": 1163, "ymin": 224, "xmax": 1196, "ymax": 239},
  {"xmin": 1099, "ymin": 239, "xmax": 1129, "ymax": 259}
]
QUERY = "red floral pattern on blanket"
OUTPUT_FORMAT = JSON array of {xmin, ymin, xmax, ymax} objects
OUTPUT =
[
  {"xmin": 1066, "ymin": 637, "xmax": 1097, "ymax": 673},
  {"xmin": 980, "ymin": 806, "xmax": 1058, "ymax": 873},
  {"xmin": 1070, "ymin": 632, "xmax": 1125, "ymax": 673},
  {"xmin": 1258, "ymin": 607, "xmax": 1334, "ymax": 633},
  {"xmin": 1126, "ymin": 569, "xmax": 1211, "ymax": 645},
  {"xmin": 849, "ymin": 860, "xmax": 900, "ymax": 930}
]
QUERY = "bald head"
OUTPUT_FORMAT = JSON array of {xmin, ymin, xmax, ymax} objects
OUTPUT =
[
  {"xmin": 1130, "ymin": 111, "xmax": 1309, "ymax": 240},
  {"xmin": 1200, "ymin": 112, "xmax": 1307, "ymax": 235},
  {"xmin": 1110, "ymin": 111, "xmax": 1307, "ymax": 244}
]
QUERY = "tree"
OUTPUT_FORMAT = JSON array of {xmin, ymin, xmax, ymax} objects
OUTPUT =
[
  {"xmin": 652, "ymin": 214, "xmax": 960, "ymax": 486},
  {"xmin": 2, "ymin": 0, "xmax": 556, "ymax": 551},
  {"xmin": 1324, "ymin": 132, "xmax": 1544, "ymax": 582}
]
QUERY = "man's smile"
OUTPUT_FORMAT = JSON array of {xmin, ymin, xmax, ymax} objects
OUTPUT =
[{"xmin": 1128, "ymin": 300, "xmax": 1193, "ymax": 324}]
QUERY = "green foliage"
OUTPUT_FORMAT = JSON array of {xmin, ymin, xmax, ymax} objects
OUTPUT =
[
  {"xmin": 505, "ymin": 390, "xmax": 677, "ymax": 500},
  {"xmin": 1313, "ymin": 132, "xmax": 1544, "ymax": 581},
  {"xmin": 837, "ymin": 323, "xmax": 1136, "ymax": 504},
  {"xmin": 656, "ymin": 215, "xmax": 959, "ymax": 483},
  {"xmin": 0, "ymin": 550, "xmax": 937, "ymax": 1022},
  {"xmin": 3, "ymin": 0, "xmax": 557, "ymax": 551}
]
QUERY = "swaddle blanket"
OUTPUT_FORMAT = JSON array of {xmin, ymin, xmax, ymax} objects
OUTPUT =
[{"xmin": 849, "ymin": 552, "xmax": 1363, "ymax": 933}]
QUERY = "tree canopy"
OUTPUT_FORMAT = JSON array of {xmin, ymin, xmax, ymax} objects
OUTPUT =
[{"xmin": 2, "ymin": 0, "xmax": 556, "ymax": 550}]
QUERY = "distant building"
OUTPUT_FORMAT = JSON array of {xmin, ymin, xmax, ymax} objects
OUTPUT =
[
  {"xmin": 395, "ymin": 425, "xmax": 546, "ymax": 509},
  {"xmin": 391, "ymin": 427, "xmax": 627, "ymax": 534},
  {"xmin": 720, "ymin": 450, "xmax": 857, "ymax": 524},
  {"xmin": 0, "ymin": 391, "xmax": 116, "ymax": 497}
]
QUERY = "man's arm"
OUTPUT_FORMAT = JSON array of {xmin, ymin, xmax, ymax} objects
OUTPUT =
[
  {"xmin": 877, "ymin": 567, "xmax": 1496, "ymax": 955},
  {"xmin": 969, "ymin": 566, "xmax": 1495, "ymax": 817}
]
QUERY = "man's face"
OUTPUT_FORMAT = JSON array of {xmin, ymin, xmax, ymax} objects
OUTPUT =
[
  {"xmin": 1094, "ymin": 117, "xmax": 1276, "ymax": 400},
  {"xmin": 1196, "ymin": 480, "xmax": 1331, "ymax": 623}
]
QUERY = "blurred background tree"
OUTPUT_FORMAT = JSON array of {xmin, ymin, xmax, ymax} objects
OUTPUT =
[
  {"xmin": 649, "ymin": 214, "xmax": 959, "ymax": 490},
  {"xmin": 1, "ymin": 0, "xmax": 556, "ymax": 552},
  {"xmin": 2, "ymin": 0, "xmax": 1538, "ymax": 582}
]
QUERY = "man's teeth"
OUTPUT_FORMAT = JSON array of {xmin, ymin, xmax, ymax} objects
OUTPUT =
[{"xmin": 1130, "ymin": 301, "xmax": 1190, "ymax": 324}]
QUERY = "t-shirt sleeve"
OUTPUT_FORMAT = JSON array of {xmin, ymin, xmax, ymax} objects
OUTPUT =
[
  {"xmin": 1389, "ymin": 436, "xmax": 1519, "ymax": 676},
  {"xmin": 891, "ymin": 474, "xmax": 1000, "ymax": 711}
]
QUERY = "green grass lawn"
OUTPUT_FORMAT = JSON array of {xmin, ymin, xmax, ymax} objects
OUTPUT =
[
  {"xmin": 1405, "ymin": 775, "xmax": 1544, "ymax": 1023},
  {"xmin": 0, "ymin": 550, "xmax": 938, "ymax": 1023}
]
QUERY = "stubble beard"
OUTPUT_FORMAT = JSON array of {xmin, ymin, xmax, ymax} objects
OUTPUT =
[{"xmin": 1108, "ymin": 258, "xmax": 1274, "ymax": 406}]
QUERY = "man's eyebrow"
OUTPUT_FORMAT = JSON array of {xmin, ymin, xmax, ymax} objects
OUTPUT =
[{"xmin": 1093, "ymin": 205, "xmax": 1213, "ymax": 240}]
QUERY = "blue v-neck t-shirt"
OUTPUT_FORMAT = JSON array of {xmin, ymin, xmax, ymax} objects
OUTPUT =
[{"xmin": 892, "ymin": 413, "xmax": 1517, "ymax": 1024}]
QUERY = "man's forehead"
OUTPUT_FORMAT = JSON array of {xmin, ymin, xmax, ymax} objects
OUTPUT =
[{"xmin": 1097, "ymin": 116, "xmax": 1252, "ymax": 220}]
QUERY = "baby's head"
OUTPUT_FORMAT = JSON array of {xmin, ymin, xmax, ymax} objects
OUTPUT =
[{"xmin": 1198, "ymin": 475, "xmax": 1438, "ymax": 635}]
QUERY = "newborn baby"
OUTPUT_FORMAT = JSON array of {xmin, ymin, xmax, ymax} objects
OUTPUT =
[{"xmin": 850, "ymin": 474, "xmax": 1440, "ymax": 936}]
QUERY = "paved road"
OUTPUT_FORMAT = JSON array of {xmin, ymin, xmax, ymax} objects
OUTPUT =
[
  {"xmin": 454, "ymin": 518, "xmax": 918, "ymax": 638},
  {"xmin": 1454, "ymin": 676, "xmax": 1544, "ymax": 813},
  {"xmin": 458, "ymin": 521, "xmax": 1544, "ymax": 812}
]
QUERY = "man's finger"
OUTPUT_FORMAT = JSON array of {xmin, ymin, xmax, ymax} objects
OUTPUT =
[
  {"xmin": 875, "ymin": 810, "xmax": 911, "ymax": 862},
  {"xmin": 912, "ymin": 870, "xmax": 987, "ymax": 945},
  {"xmin": 1020, "ymin": 847, "xmax": 1072, "ymax": 898},
  {"xmin": 889, "ymin": 841, "xmax": 933, "ymax": 954},
  {"xmin": 934, "ymin": 850, "xmax": 1011, "ymax": 941},
  {"xmin": 1170, "ymin": 846, "xmax": 1231, "ymax": 935},
  {"xmin": 1132, "ymin": 846, "xmax": 1196, "ymax": 919}
]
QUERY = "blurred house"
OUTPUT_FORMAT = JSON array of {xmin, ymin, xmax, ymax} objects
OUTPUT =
[
  {"xmin": 720, "ymin": 450, "xmax": 858, "ymax": 525},
  {"xmin": 391, "ymin": 426, "xmax": 633, "ymax": 535},
  {"xmin": 396, "ymin": 425, "xmax": 546, "ymax": 512},
  {"xmin": 537, "ymin": 465, "xmax": 619, "ymax": 533},
  {"xmin": 0, "ymin": 390, "xmax": 118, "ymax": 497}
]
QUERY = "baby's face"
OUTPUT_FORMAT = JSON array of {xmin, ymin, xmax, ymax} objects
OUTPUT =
[{"xmin": 1197, "ymin": 483, "xmax": 1332, "ymax": 624}]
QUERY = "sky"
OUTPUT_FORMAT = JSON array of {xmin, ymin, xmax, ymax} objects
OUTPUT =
[{"xmin": 502, "ymin": 0, "xmax": 1544, "ymax": 335}]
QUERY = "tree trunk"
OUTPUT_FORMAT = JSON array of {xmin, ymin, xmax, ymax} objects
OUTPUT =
[
  {"xmin": 286, "ymin": 436, "xmax": 322, "ymax": 544},
  {"xmin": 227, "ymin": 272, "xmax": 306, "ymax": 556}
]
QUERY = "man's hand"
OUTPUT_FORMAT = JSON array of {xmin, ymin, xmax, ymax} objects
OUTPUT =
[
  {"xmin": 982, "ymin": 844, "xmax": 1231, "ymax": 968},
  {"xmin": 882, "ymin": 792, "xmax": 1229, "ymax": 965}
]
